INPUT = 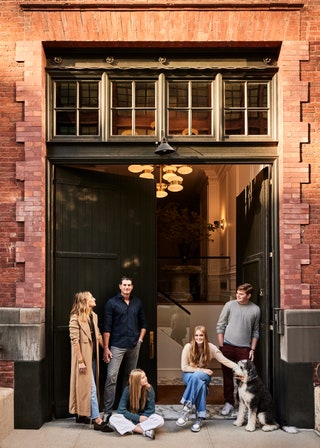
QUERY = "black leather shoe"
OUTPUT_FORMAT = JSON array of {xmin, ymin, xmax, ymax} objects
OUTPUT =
[
  {"xmin": 76, "ymin": 415, "xmax": 91, "ymax": 424},
  {"xmin": 93, "ymin": 421, "xmax": 114, "ymax": 432}
]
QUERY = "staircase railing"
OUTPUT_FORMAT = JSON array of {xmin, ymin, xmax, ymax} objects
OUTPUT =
[{"xmin": 157, "ymin": 290, "xmax": 191, "ymax": 346}]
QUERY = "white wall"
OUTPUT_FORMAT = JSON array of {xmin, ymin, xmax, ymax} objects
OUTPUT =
[{"xmin": 157, "ymin": 303, "xmax": 225, "ymax": 379}]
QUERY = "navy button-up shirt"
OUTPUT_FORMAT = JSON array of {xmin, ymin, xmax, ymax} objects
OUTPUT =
[{"xmin": 103, "ymin": 293, "xmax": 147, "ymax": 348}]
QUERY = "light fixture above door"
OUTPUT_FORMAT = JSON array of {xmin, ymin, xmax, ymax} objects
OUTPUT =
[{"xmin": 128, "ymin": 164, "xmax": 193, "ymax": 198}]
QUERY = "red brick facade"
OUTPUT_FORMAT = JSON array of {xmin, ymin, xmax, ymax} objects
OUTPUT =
[{"xmin": 0, "ymin": 0, "xmax": 319, "ymax": 427}]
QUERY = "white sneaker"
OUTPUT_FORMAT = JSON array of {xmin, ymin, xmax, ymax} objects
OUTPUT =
[
  {"xmin": 191, "ymin": 418, "xmax": 204, "ymax": 432},
  {"xmin": 220, "ymin": 402, "xmax": 234, "ymax": 416},
  {"xmin": 143, "ymin": 429, "xmax": 155, "ymax": 439},
  {"xmin": 176, "ymin": 406, "xmax": 191, "ymax": 426}
]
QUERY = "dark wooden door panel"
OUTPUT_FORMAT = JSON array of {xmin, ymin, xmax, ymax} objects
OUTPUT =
[
  {"xmin": 236, "ymin": 167, "xmax": 271, "ymax": 387},
  {"xmin": 53, "ymin": 166, "xmax": 156, "ymax": 418}
]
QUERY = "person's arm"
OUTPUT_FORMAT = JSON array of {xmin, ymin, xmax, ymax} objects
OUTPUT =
[
  {"xmin": 181, "ymin": 343, "xmax": 198, "ymax": 372},
  {"xmin": 103, "ymin": 331, "xmax": 112, "ymax": 362},
  {"xmin": 249, "ymin": 307, "xmax": 261, "ymax": 360},
  {"xmin": 216, "ymin": 303, "xmax": 230, "ymax": 346},
  {"xmin": 103, "ymin": 300, "xmax": 113, "ymax": 362},
  {"xmin": 137, "ymin": 299, "xmax": 148, "ymax": 343},
  {"xmin": 138, "ymin": 327, "xmax": 147, "ymax": 343},
  {"xmin": 212, "ymin": 344, "xmax": 238, "ymax": 370},
  {"xmin": 141, "ymin": 385, "xmax": 155, "ymax": 417},
  {"xmin": 217, "ymin": 333, "xmax": 224, "ymax": 347},
  {"xmin": 69, "ymin": 315, "xmax": 86, "ymax": 372},
  {"xmin": 249, "ymin": 336, "xmax": 259, "ymax": 361},
  {"xmin": 117, "ymin": 387, "xmax": 140, "ymax": 424}
]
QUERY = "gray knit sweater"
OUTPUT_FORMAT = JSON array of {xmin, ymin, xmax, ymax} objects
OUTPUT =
[{"xmin": 216, "ymin": 300, "xmax": 260, "ymax": 348}]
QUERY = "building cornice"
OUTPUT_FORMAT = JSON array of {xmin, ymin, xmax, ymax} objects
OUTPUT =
[{"xmin": 19, "ymin": 2, "xmax": 305, "ymax": 12}]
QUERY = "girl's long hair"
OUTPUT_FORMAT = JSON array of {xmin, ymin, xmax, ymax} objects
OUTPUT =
[
  {"xmin": 189, "ymin": 325, "xmax": 210, "ymax": 367},
  {"xmin": 129, "ymin": 369, "xmax": 148, "ymax": 413},
  {"xmin": 70, "ymin": 291, "xmax": 92, "ymax": 322}
]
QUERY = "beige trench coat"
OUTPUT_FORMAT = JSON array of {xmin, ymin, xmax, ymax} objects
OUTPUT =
[{"xmin": 69, "ymin": 311, "xmax": 103, "ymax": 417}]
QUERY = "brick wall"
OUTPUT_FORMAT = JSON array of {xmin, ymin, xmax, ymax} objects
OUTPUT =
[{"xmin": 1, "ymin": 0, "xmax": 320, "ymax": 389}]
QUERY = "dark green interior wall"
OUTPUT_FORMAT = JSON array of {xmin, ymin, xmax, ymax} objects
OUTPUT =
[{"xmin": 14, "ymin": 359, "xmax": 50, "ymax": 429}]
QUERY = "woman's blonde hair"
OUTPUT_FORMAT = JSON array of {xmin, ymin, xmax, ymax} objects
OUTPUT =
[
  {"xmin": 70, "ymin": 291, "xmax": 92, "ymax": 322},
  {"xmin": 189, "ymin": 325, "xmax": 210, "ymax": 367},
  {"xmin": 129, "ymin": 368, "xmax": 148, "ymax": 413}
]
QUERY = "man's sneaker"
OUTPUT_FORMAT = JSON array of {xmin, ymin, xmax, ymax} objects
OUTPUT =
[
  {"xmin": 103, "ymin": 413, "xmax": 111, "ymax": 423},
  {"xmin": 220, "ymin": 402, "xmax": 234, "ymax": 416},
  {"xmin": 191, "ymin": 418, "xmax": 204, "ymax": 432},
  {"xmin": 176, "ymin": 406, "xmax": 191, "ymax": 426},
  {"xmin": 143, "ymin": 429, "xmax": 155, "ymax": 439}
]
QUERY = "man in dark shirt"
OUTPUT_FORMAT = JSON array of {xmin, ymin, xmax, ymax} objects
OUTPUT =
[{"xmin": 102, "ymin": 276, "xmax": 147, "ymax": 422}]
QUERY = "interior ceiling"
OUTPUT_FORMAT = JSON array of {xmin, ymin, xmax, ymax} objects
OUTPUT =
[{"xmin": 84, "ymin": 164, "xmax": 213, "ymax": 197}]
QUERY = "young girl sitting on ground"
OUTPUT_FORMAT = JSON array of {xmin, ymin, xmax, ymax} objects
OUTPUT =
[{"xmin": 109, "ymin": 368, "xmax": 164, "ymax": 439}]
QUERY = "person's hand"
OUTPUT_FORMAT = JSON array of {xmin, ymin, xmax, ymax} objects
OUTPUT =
[
  {"xmin": 233, "ymin": 366, "xmax": 243, "ymax": 379},
  {"xmin": 201, "ymin": 368, "xmax": 213, "ymax": 376},
  {"xmin": 249, "ymin": 349, "xmax": 255, "ymax": 361},
  {"xmin": 103, "ymin": 348, "xmax": 112, "ymax": 363},
  {"xmin": 139, "ymin": 416, "xmax": 148, "ymax": 422},
  {"xmin": 78, "ymin": 361, "xmax": 86, "ymax": 373}
]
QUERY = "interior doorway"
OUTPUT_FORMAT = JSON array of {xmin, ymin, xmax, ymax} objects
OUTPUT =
[{"xmin": 50, "ymin": 162, "xmax": 274, "ymax": 414}]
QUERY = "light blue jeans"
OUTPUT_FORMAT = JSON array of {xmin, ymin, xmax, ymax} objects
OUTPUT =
[
  {"xmin": 91, "ymin": 360, "xmax": 100, "ymax": 420},
  {"xmin": 104, "ymin": 343, "xmax": 141, "ymax": 414},
  {"xmin": 180, "ymin": 371, "xmax": 211, "ymax": 418}
]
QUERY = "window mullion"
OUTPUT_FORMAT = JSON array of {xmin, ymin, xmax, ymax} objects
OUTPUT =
[{"xmin": 158, "ymin": 73, "xmax": 166, "ymax": 138}]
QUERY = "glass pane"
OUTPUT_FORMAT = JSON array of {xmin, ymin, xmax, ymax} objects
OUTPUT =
[
  {"xmin": 168, "ymin": 110, "xmax": 188, "ymax": 135},
  {"xmin": 169, "ymin": 82, "xmax": 188, "ymax": 107},
  {"xmin": 79, "ymin": 110, "xmax": 99, "ymax": 135},
  {"xmin": 248, "ymin": 83, "xmax": 268, "ymax": 108},
  {"xmin": 135, "ymin": 82, "xmax": 155, "ymax": 107},
  {"xmin": 248, "ymin": 111, "xmax": 268, "ymax": 135},
  {"xmin": 56, "ymin": 111, "xmax": 76, "ymax": 135},
  {"xmin": 56, "ymin": 82, "xmax": 77, "ymax": 107},
  {"xmin": 192, "ymin": 82, "xmax": 211, "ymax": 107},
  {"xmin": 79, "ymin": 82, "xmax": 99, "ymax": 107},
  {"xmin": 192, "ymin": 110, "xmax": 212, "ymax": 135},
  {"xmin": 112, "ymin": 82, "xmax": 132, "ymax": 107},
  {"xmin": 224, "ymin": 111, "xmax": 245, "ymax": 135},
  {"xmin": 157, "ymin": 302, "xmax": 190, "ymax": 347},
  {"xmin": 225, "ymin": 82, "xmax": 245, "ymax": 108},
  {"xmin": 112, "ymin": 109, "xmax": 132, "ymax": 135},
  {"xmin": 135, "ymin": 110, "xmax": 156, "ymax": 135}
]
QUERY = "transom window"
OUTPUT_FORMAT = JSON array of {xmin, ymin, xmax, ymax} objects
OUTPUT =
[
  {"xmin": 111, "ymin": 81, "xmax": 156, "ymax": 136},
  {"xmin": 224, "ymin": 81, "xmax": 269, "ymax": 136},
  {"xmin": 54, "ymin": 81, "xmax": 100, "ymax": 136},
  {"xmin": 48, "ymin": 71, "xmax": 276, "ymax": 142}
]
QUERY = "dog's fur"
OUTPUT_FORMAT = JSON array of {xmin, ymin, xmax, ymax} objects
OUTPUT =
[{"xmin": 233, "ymin": 359, "xmax": 279, "ymax": 432}]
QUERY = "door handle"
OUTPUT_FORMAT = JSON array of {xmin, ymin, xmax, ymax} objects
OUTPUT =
[{"xmin": 149, "ymin": 331, "xmax": 154, "ymax": 359}]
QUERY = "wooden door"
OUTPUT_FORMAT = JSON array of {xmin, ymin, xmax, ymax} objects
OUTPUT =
[
  {"xmin": 52, "ymin": 166, "xmax": 156, "ymax": 418},
  {"xmin": 236, "ymin": 166, "xmax": 272, "ymax": 387}
]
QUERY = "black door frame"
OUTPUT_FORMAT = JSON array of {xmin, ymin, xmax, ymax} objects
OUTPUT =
[{"xmin": 46, "ymin": 157, "xmax": 280, "ymax": 418}]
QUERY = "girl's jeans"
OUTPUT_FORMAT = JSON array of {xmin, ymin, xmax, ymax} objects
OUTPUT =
[
  {"xmin": 91, "ymin": 359, "xmax": 100, "ymax": 420},
  {"xmin": 181, "ymin": 371, "xmax": 211, "ymax": 418}
]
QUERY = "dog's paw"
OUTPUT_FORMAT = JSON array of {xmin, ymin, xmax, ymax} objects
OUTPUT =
[
  {"xmin": 262, "ymin": 424, "xmax": 279, "ymax": 432},
  {"xmin": 233, "ymin": 420, "xmax": 243, "ymax": 427},
  {"xmin": 245, "ymin": 424, "xmax": 256, "ymax": 432}
]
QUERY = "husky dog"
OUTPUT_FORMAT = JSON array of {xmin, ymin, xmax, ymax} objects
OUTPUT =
[{"xmin": 233, "ymin": 359, "xmax": 279, "ymax": 432}]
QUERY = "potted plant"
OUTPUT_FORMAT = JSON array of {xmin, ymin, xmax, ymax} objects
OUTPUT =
[{"xmin": 157, "ymin": 202, "xmax": 215, "ymax": 261}]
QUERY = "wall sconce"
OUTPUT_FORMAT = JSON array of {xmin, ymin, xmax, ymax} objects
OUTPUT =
[{"xmin": 213, "ymin": 219, "xmax": 225, "ymax": 230}]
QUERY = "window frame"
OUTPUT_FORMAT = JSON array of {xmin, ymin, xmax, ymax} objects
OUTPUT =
[{"xmin": 47, "ymin": 69, "xmax": 277, "ymax": 143}]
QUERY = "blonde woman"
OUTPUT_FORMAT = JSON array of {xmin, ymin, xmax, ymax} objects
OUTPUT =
[
  {"xmin": 69, "ymin": 291, "xmax": 112, "ymax": 432},
  {"xmin": 176, "ymin": 325, "xmax": 241, "ymax": 432},
  {"xmin": 109, "ymin": 368, "xmax": 164, "ymax": 439}
]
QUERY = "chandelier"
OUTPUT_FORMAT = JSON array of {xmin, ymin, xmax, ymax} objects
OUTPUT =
[{"xmin": 128, "ymin": 164, "xmax": 193, "ymax": 198}]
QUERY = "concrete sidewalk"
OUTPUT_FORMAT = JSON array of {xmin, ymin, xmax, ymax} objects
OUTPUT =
[{"xmin": 1, "ymin": 417, "xmax": 319, "ymax": 448}]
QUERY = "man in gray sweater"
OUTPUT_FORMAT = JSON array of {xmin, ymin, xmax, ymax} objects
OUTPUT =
[{"xmin": 216, "ymin": 283, "xmax": 260, "ymax": 416}]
